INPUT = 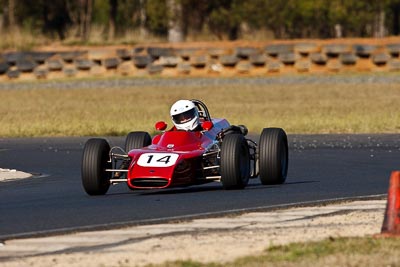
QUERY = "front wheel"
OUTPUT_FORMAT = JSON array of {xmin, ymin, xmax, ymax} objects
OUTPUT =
[
  {"xmin": 125, "ymin": 131, "xmax": 152, "ymax": 152},
  {"xmin": 220, "ymin": 134, "xmax": 250, "ymax": 189},
  {"xmin": 81, "ymin": 138, "xmax": 111, "ymax": 195},
  {"xmin": 258, "ymin": 128, "xmax": 288, "ymax": 185}
]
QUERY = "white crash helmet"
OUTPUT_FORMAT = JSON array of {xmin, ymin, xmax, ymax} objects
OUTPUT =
[{"xmin": 170, "ymin": 100, "xmax": 200, "ymax": 131}]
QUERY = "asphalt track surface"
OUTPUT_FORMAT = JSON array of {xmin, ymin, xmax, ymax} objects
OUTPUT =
[{"xmin": 0, "ymin": 134, "xmax": 399, "ymax": 240}]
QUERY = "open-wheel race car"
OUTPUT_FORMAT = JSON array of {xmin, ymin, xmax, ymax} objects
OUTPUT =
[{"xmin": 81, "ymin": 99, "xmax": 288, "ymax": 195}]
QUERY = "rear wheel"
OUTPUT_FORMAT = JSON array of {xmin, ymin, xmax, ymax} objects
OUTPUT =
[
  {"xmin": 220, "ymin": 134, "xmax": 250, "ymax": 189},
  {"xmin": 258, "ymin": 128, "xmax": 288, "ymax": 185},
  {"xmin": 81, "ymin": 138, "xmax": 111, "ymax": 195},
  {"xmin": 125, "ymin": 131, "xmax": 152, "ymax": 152}
]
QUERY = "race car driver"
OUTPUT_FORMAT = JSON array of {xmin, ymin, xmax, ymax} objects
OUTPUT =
[{"xmin": 170, "ymin": 100, "xmax": 202, "ymax": 131}]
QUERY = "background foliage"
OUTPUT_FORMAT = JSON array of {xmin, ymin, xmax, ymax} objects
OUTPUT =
[{"xmin": 1, "ymin": 0, "xmax": 400, "ymax": 47}]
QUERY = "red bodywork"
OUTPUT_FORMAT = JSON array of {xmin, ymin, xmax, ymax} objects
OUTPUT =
[{"xmin": 126, "ymin": 118, "xmax": 230, "ymax": 189}]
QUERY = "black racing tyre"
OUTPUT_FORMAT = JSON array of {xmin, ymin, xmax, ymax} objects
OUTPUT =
[
  {"xmin": 220, "ymin": 134, "xmax": 250, "ymax": 189},
  {"xmin": 133, "ymin": 55, "xmax": 152, "ymax": 68},
  {"xmin": 16, "ymin": 59, "xmax": 37, "ymax": 72},
  {"xmin": 0, "ymin": 61, "xmax": 10, "ymax": 74},
  {"xmin": 258, "ymin": 128, "xmax": 288, "ymax": 185},
  {"xmin": 125, "ymin": 131, "xmax": 152, "ymax": 152},
  {"xmin": 104, "ymin": 57, "xmax": 120, "ymax": 69},
  {"xmin": 81, "ymin": 138, "xmax": 111, "ymax": 195}
]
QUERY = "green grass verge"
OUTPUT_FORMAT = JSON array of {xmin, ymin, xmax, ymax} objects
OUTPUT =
[
  {"xmin": 148, "ymin": 237, "xmax": 400, "ymax": 267},
  {"xmin": 0, "ymin": 80, "xmax": 400, "ymax": 137}
]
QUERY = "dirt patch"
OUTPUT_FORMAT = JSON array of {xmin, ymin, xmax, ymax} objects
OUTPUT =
[{"xmin": 0, "ymin": 200, "xmax": 385, "ymax": 267}]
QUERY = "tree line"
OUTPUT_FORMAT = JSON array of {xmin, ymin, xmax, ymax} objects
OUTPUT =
[{"xmin": 1, "ymin": 0, "xmax": 400, "ymax": 43}]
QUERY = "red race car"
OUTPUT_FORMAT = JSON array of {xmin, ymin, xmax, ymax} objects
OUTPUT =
[{"xmin": 81, "ymin": 99, "xmax": 288, "ymax": 195}]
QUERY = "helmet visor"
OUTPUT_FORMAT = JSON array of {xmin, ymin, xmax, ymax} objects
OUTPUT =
[{"xmin": 172, "ymin": 108, "xmax": 196, "ymax": 124}]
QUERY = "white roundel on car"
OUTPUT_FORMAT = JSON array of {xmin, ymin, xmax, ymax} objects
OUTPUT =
[{"xmin": 137, "ymin": 153, "xmax": 179, "ymax": 167}]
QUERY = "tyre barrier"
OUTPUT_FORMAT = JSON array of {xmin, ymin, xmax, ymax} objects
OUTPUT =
[
  {"xmin": 158, "ymin": 56, "xmax": 180, "ymax": 67},
  {"xmin": 236, "ymin": 62, "xmax": 252, "ymax": 74},
  {"xmin": 235, "ymin": 47, "xmax": 259, "ymax": 59},
  {"xmin": 267, "ymin": 61, "xmax": 282, "ymax": 73},
  {"xmin": 103, "ymin": 57, "xmax": 120, "ymax": 69},
  {"xmin": 31, "ymin": 52, "xmax": 55, "ymax": 64},
  {"xmin": 207, "ymin": 47, "xmax": 230, "ymax": 58},
  {"xmin": 249, "ymin": 53, "xmax": 267, "ymax": 66},
  {"xmin": 147, "ymin": 64, "xmax": 163, "ymax": 75},
  {"xmin": 116, "ymin": 49, "xmax": 132, "ymax": 60},
  {"xmin": 175, "ymin": 48, "xmax": 199, "ymax": 59},
  {"xmin": 7, "ymin": 69, "xmax": 20, "ymax": 79},
  {"xmin": 386, "ymin": 43, "xmax": 400, "ymax": 56},
  {"xmin": 118, "ymin": 61, "xmax": 135, "ymax": 76},
  {"xmin": 295, "ymin": 42, "xmax": 318, "ymax": 56},
  {"xmin": 219, "ymin": 55, "xmax": 239, "ymax": 67},
  {"xmin": 147, "ymin": 47, "xmax": 175, "ymax": 59},
  {"xmin": 63, "ymin": 66, "xmax": 78, "ymax": 77},
  {"xmin": 388, "ymin": 59, "xmax": 400, "ymax": 71},
  {"xmin": 353, "ymin": 44, "xmax": 376, "ymax": 58},
  {"xmin": 133, "ymin": 55, "xmax": 152, "ymax": 68},
  {"xmin": 372, "ymin": 53, "xmax": 391, "ymax": 66},
  {"xmin": 59, "ymin": 51, "xmax": 86, "ymax": 63},
  {"xmin": 310, "ymin": 52, "xmax": 328, "ymax": 65},
  {"xmin": 278, "ymin": 52, "xmax": 298, "ymax": 65},
  {"xmin": 47, "ymin": 59, "xmax": 64, "ymax": 71},
  {"xmin": 327, "ymin": 60, "xmax": 343, "ymax": 72},
  {"xmin": 295, "ymin": 60, "xmax": 311, "ymax": 72},
  {"xmin": 3, "ymin": 52, "xmax": 27, "ymax": 65},
  {"xmin": 177, "ymin": 62, "xmax": 191, "ymax": 74},
  {"xmin": 322, "ymin": 44, "xmax": 350, "ymax": 57},
  {"xmin": 33, "ymin": 66, "xmax": 49, "ymax": 79},
  {"xmin": 16, "ymin": 59, "xmax": 37, "ymax": 72},
  {"xmin": 3, "ymin": 39, "xmax": 400, "ymax": 80},
  {"xmin": 0, "ymin": 61, "xmax": 10, "ymax": 74},
  {"xmin": 133, "ymin": 47, "xmax": 145, "ymax": 54},
  {"xmin": 265, "ymin": 44, "xmax": 294, "ymax": 57},
  {"xmin": 190, "ymin": 55, "xmax": 207, "ymax": 68},
  {"xmin": 75, "ymin": 59, "xmax": 94, "ymax": 70},
  {"xmin": 340, "ymin": 53, "xmax": 358, "ymax": 65}
]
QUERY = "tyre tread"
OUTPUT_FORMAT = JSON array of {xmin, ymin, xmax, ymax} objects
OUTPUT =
[
  {"xmin": 259, "ymin": 128, "xmax": 288, "ymax": 185},
  {"xmin": 81, "ymin": 138, "xmax": 111, "ymax": 195},
  {"xmin": 125, "ymin": 131, "xmax": 152, "ymax": 152},
  {"xmin": 220, "ymin": 134, "xmax": 250, "ymax": 189}
]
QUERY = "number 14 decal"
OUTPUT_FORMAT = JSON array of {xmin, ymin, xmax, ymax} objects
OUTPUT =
[
  {"xmin": 137, "ymin": 153, "xmax": 179, "ymax": 167},
  {"xmin": 147, "ymin": 155, "xmax": 171, "ymax": 164}
]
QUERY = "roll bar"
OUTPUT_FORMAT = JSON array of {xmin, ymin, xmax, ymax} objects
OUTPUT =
[{"xmin": 191, "ymin": 99, "xmax": 212, "ymax": 121}]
